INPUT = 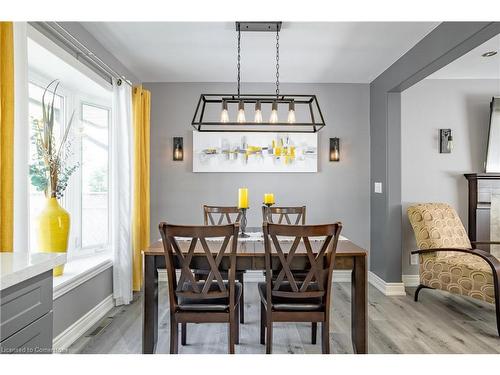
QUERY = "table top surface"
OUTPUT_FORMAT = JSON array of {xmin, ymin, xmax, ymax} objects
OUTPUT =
[{"xmin": 144, "ymin": 233, "xmax": 367, "ymax": 257}]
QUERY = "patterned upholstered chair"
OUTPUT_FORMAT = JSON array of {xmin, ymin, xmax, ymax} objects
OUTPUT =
[{"xmin": 407, "ymin": 203, "xmax": 500, "ymax": 336}]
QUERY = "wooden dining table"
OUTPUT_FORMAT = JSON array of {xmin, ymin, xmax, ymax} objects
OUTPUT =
[{"xmin": 142, "ymin": 232, "xmax": 368, "ymax": 354}]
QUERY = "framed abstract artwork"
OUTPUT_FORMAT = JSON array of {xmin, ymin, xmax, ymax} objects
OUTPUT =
[{"xmin": 192, "ymin": 131, "xmax": 318, "ymax": 173}]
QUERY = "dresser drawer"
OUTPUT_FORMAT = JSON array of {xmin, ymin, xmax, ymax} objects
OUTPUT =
[
  {"xmin": 0, "ymin": 270, "xmax": 52, "ymax": 341},
  {"xmin": 0, "ymin": 311, "xmax": 53, "ymax": 354}
]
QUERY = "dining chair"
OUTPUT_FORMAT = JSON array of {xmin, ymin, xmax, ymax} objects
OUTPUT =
[
  {"xmin": 259, "ymin": 221, "xmax": 342, "ymax": 354},
  {"xmin": 261, "ymin": 205, "xmax": 320, "ymax": 343},
  {"xmin": 158, "ymin": 222, "xmax": 242, "ymax": 354},
  {"xmin": 202, "ymin": 205, "xmax": 245, "ymax": 324},
  {"xmin": 262, "ymin": 205, "xmax": 306, "ymax": 225}
]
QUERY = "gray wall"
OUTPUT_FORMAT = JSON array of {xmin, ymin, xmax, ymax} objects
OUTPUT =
[
  {"xmin": 401, "ymin": 79, "xmax": 497, "ymax": 275},
  {"xmin": 370, "ymin": 22, "xmax": 500, "ymax": 282},
  {"xmin": 53, "ymin": 268, "xmax": 113, "ymax": 337},
  {"xmin": 145, "ymin": 82, "xmax": 370, "ymax": 250}
]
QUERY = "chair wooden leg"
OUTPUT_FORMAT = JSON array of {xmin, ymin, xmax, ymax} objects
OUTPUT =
[
  {"xmin": 235, "ymin": 306, "xmax": 240, "ymax": 345},
  {"xmin": 414, "ymin": 284, "xmax": 430, "ymax": 302},
  {"xmin": 311, "ymin": 322, "xmax": 317, "ymax": 344},
  {"xmin": 495, "ymin": 292, "xmax": 500, "ymax": 337},
  {"xmin": 265, "ymin": 312, "xmax": 273, "ymax": 354},
  {"xmin": 170, "ymin": 313, "xmax": 178, "ymax": 354},
  {"xmin": 229, "ymin": 311, "xmax": 236, "ymax": 354},
  {"xmin": 321, "ymin": 321, "xmax": 330, "ymax": 354},
  {"xmin": 181, "ymin": 323, "xmax": 187, "ymax": 345},
  {"xmin": 238, "ymin": 272, "xmax": 245, "ymax": 324},
  {"xmin": 260, "ymin": 302, "xmax": 266, "ymax": 345}
]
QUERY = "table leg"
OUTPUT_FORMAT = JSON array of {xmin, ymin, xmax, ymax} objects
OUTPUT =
[
  {"xmin": 351, "ymin": 255, "xmax": 367, "ymax": 354},
  {"xmin": 143, "ymin": 254, "xmax": 158, "ymax": 354}
]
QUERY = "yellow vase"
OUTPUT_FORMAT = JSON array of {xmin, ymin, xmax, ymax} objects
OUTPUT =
[{"xmin": 38, "ymin": 197, "xmax": 70, "ymax": 276}]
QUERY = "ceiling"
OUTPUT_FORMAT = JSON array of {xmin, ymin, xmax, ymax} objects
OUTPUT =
[
  {"xmin": 81, "ymin": 22, "xmax": 439, "ymax": 83},
  {"xmin": 428, "ymin": 34, "xmax": 500, "ymax": 79}
]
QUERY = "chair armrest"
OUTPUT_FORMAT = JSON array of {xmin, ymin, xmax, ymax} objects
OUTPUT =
[{"xmin": 411, "ymin": 248, "xmax": 472, "ymax": 255}]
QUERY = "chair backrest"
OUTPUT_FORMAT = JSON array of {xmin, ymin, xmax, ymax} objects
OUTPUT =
[
  {"xmin": 158, "ymin": 223, "xmax": 239, "ymax": 310},
  {"xmin": 204, "ymin": 205, "xmax": 242, "ymax": 226},
  {"xmin": 407, "ymin": 203, "xmax": 471, "ymax": 251},
  {"xmin": 262, "ymin": 222, "xmax": 342, "ymax": 306},
  {"xmin": 262, "ymin": 205, "xmax": 306, "ymax": 225}
]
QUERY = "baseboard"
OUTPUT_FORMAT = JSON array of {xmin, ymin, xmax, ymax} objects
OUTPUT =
[
  {"xmin": 53, "ymin": 294, "xmax": 114, "ymax": 352},
  {"xmin": 158, "ymin": 269, "xmax": 352, "ymax": 283},
  {"xmin": 368, "ymin": 271, "xmax": 406, "ymax": 296},
  {"xmin": 402, "ymin": 274, "xmax": 420, "ymax": 287}
]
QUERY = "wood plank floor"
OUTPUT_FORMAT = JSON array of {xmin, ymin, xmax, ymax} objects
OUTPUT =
[{"xmin": 68, "ymin": 281, "xmax": 500, "ymax": 354}]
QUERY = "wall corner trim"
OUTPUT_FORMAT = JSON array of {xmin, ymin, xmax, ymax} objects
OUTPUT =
[
  {"xmin": 368, "ymin": 271, "xmax": 406, "ymax": 296},
  {"xmin": 53, "ymin": 294, "xmax": 114, "ymax": 352},
  {"xmin": 402, "ymin": 274, "xmax": 420, "ymax": 287}
]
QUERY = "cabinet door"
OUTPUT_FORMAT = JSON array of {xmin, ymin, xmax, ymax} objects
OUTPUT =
[
  {"xmin": 1, "ymin": 270, "xmax": 52, "ymax": 341},
  {"xmin": 0, "ymin": 311, "xmax": 53, "ymax": 354}
]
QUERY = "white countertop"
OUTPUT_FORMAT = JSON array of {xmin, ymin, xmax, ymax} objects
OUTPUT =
[{"xmin": 0, "ymin": 252, "xmax": 67, "ymax": 291}]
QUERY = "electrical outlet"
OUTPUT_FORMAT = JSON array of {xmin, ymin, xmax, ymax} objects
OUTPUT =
[{"xmin": 410, "ymin": 253, "xmax": 419, "ymax": 265}]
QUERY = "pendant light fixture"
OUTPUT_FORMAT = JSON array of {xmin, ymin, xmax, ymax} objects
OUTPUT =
[{"xmin": 192, "ymin": 22, "xmax": 326, "ymax": 133}]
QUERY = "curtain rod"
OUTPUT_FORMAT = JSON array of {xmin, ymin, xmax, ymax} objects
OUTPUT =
[{"xmin": 43, "ymin": 22, "xmax": 133, "ymax": 87}]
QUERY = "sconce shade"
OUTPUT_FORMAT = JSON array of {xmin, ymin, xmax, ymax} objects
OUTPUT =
[
  {"xmin": 330, "ymin": 137, "xmax": 340, "ymax": 162},
  {"xmin": 173, "ymin": 137, "xmax": 183, "ymax": 161}
]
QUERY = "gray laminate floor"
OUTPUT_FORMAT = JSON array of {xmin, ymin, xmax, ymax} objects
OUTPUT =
[{"xmin": 67, "ymin": 281, "xmax": 500, "ymax": 354}]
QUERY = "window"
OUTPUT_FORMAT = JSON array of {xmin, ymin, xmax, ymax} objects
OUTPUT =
[
  {"xmin": 80, "ymin": 103, "xmax": 110, "ymax": 249},
  {"xmin": 28, "ymin": 82, "xmax": 66, "ymax": 252},
  {"xmin": 27, "ymin": 38, "xmax": 112, "ymax": 257}
]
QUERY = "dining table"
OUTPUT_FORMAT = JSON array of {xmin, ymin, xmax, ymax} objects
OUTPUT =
[{"xmin": 142, "ymin": 230, "xmax": 368, "ymax": 354}]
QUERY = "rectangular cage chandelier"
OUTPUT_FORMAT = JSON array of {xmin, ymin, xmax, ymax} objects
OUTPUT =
[{"xmin": 191, "ymin": 22, "xmax": 326, "ymax": 133}]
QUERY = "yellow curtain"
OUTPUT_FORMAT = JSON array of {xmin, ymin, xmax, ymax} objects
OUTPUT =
[
  {"xmin": 0, "ymin": 22, "xmax": 14, "ymax": 252},
  {"xmin": 132, "ymin": 85, "xmax": 151, "ymax": 291}
]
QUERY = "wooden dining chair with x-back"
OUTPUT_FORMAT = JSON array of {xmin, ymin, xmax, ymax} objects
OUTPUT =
[
  {"xmin": 260, "ymin": 221, "xmax": 342, "ymax": 354},
  {"xmin": 158, "ymin": 222, "xmax": 242, "ymax": 354},
  {"xmin": 261, "ymin": 205, "xmax": 320, "ymax": 343},
  {"xmin": 262, "ymin": 205, "xmax": 306, "ymax": 225}
]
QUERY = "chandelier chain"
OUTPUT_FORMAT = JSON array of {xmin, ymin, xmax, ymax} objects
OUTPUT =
[
  {"xmin": 275, "ymin": 28, "xmax": 280, "ymax": 98},
  {"xmin": 237, "ymin": 26, "xmax": 241, "ymax": 98}
]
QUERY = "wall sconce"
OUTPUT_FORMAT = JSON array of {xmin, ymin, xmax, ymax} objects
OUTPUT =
[
  {"xmin": 173, "ymin": 137, "xmax": 183, "ymax": 161},
  {"xmin": 329, "ymin": 137, "xmax": 340, "ymax": 162},
  {"xmin": 439, "ymin": 129, "xmax": 453, "ymax": 153}
]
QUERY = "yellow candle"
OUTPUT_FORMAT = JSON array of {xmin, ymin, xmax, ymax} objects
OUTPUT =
[
  {"xmin": 264, "ymin": 193, "xmax": 275, "ymax": 204},
  {"xmin": 238, "ymin": 188, "xmax": 249, "ymax": 209}
]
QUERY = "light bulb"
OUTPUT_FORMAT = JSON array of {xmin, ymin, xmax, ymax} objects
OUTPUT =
[
  {"xmin": 287, "ymin": 101, "xmax": 296, "ymax": 124},
  {"xmin": 447, "ymin": 135, "xmax": 453, "ymax": 152},
  {"xmin": 269, "ymin": 101, "xmax": 279, "ymax": 123},
  {"xmin": 220, "ymin": 101, "xmax": 229, "ymax": 123},
  {"xmin": 254, "ymin": 101, "xmax": 263, "ymax": 123},
  {"xmin": 237, "ymin": 101, "xmax": 246, "ymax": 123}
]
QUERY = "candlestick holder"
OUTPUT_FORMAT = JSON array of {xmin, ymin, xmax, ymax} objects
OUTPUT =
[
  {"xmin": 264, "ymin": 202, "xmax": 274, "ymax": 208},
  {"xmin": 239, "ymin": 208, "xmax": 250, "ymax": 238}
]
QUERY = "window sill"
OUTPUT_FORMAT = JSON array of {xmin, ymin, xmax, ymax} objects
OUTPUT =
[{"xmin": 53, "ymin": 252, "xmax": 112, "ymax": 300}]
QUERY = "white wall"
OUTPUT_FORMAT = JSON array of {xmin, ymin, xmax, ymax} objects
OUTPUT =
[
  {"xmin": 401, "ymin": 79, "xmax": 499, "ymax": 275},
  {"xmin": 145, "ymin": 82, "xmax": 371, "ymax": 250}
]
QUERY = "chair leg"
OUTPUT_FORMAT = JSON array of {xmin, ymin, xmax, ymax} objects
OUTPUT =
[
  {"xmin": 265, "ymin": 311, "xmax": 273, "ymax": 354},
  {"xmin": 321, "ymin": 321, "xmax": 330, "ymax": 354},
  {"xmin": 229, "ymin": 311, "xmax": 236, "ymax": 354},
  {"xmin": 169, "ymin": 313, "xmax": 178, "ymax": 354},
  {"xmin": 414, "ymin": 284, "xmax": 429, "ymax": 302},
  {"xmin": 235, "ymin": 306, "xmax": 240, "ymax": 345},
  {"xmin": 311, "ymin": 322, "xmax": 317, "ymax": 344},
  {"xmin": 260, "ymin": 302, "xmax": 266, "ymax": 345},
  {"xmin": 181, "ymin": 323, "xmax": 187, "ymax": 345},
  {"xmin": 238, "ymin": 272, "xmax": 245, "ymax": 324},
  {"xmin": 495, "ymin": 291, "xmax": 500, "ymax": 337}
]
